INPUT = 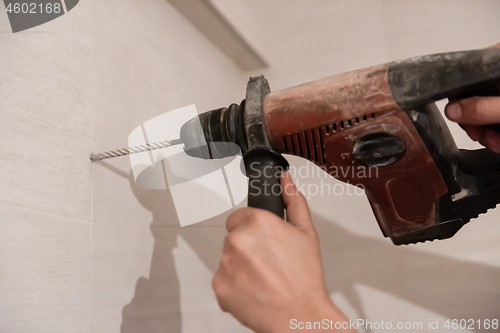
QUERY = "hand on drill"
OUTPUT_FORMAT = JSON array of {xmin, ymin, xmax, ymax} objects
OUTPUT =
[
  {"xmin": 212, "ymin": 172, "xmax": 356, "ymax": 333},
  {"xmin": 445, "ymin": 97, "xmax": 500, "ymax": 153},
  {"xmin": 211, "ymin": 43, "xmax": 500, "ymax": 332},
  {"xmin": 445, "ymin": 42, "xmax": 500, "ymax": 154}
]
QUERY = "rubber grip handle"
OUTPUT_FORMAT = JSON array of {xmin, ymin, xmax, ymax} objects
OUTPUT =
[
  {"xmin": 487, "ymin": 123, "xmax": 500, "ymax": 134},
  {"xmin": 244, "ymin": 149, "xmax": 289, "ymax": 219}
]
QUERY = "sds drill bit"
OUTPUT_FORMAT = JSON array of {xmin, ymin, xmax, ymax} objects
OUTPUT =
[{"xmin": 90, "ymin": 139, "xmax": 182, "ymax": 162}]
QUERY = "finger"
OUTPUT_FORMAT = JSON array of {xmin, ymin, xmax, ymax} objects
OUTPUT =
[
  {"xmin": 480, "ymin": 128, "xmax": 500, "ymax": 153},
  {"xmin": 459, "ymin": 124, "xmax": 484, "ymax": 142},
  {"xmin": 281, "ymin": 171, "xmax": 314, "ymax": 233},
  {"xmin": 226, "ymin": 207, "xmax": 254, "ymax": 233},
  {"xmin": 212, "ymin": 272, "xmax": 229, "ymax": 312},
  {"xmin": 459, "ymin": 124, "xmax": 500, "ymax": 152},
  {"xmin": 445, "ymin": 97, "xmax": 500, "ymax": 125},
  {"xmin": 222, "ymin": 231, "xmax": 244, "ymax": 254},
  {"xmin": 222, "ymin": 235, "xmax": 232, "ymax": 254}
]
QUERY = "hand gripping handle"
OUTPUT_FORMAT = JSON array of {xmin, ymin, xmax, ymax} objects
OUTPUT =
[
  {"xmin": 388, "ymin": 47, "xmax": 500, "ymax": 136},
  {"xmin": 244, "ymin": 148, "xmax": 289, "ymax": 219},
  {"xmin": 451, "ymin": 86, "xmax": 500, "ymax": 135}
]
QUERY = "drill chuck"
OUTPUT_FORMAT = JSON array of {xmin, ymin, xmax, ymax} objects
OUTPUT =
[{"xmin": 180, "ymin": 103, "xmax": 247, "ymax": 159}]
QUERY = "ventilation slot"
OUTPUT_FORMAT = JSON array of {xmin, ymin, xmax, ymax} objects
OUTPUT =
[
  {"xmin": 281, "ymin": 113, "xmax": 378, "ymax": 165},
  {"xmin": 282, "ymin": 130, "xmax": 323, "ymax": 164},
  {"xmin": 329, "ymin": 113, "xmax": 377, "ymax": 132},
  {"xmin": 303, "ymin": 132, "xmax": 312, "ymax": 160}
]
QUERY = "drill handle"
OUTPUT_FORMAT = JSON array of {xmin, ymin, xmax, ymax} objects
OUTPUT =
[
  {"xmin": 488, "ymin": 124, "xmax": 500, "ymax": 134},
  {"xmin": 449, "ymin": 83, "xmax": 500, "ymax": 135},
  {"xmin": 388, "ymin": 47, "xmax": 500, "ymax": 135},
  {"xmin": 244, "ymin": 148, "xmax": 289, "ymax": 219}
]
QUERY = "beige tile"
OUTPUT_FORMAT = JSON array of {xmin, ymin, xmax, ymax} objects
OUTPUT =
[
  {"xmin": 0, "ymin": 203, "xmax": 91, "ymax": 333},
  {"xmin": 89, "ymin": 0, "xmax": 248, "ymax": 234},
  {"xmin": 174, "ymin": 236, "xmax": 252, "ymax": 333},
  {"xmin": 89, "ymin": 212, "xmax": 246, "ymax": 332},
  {"xmin": 85, "ymin": 0, "xmax": 252, "ymax": 316},
  {"xmin": 90, "ymin": 223, "xmax": 157, "ymax": 333},
  {"xmin": 0, "ymin": 1, "xmax": 94, "ymax": 221},
  {"xmin": 91, "ymin": 157, "xmax": 171, "ymax": 235},
  {"xmin": 353, "ymin": 285, "xmax": 456, "ymax": 330},
  {"xmin": 0, "ymin": 5, "xmax": 9, "ymax": 32}
]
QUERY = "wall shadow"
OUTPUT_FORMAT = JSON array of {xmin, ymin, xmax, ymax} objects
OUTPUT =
[
  {"xmin": 314, "ymin": 214, "xmax": 500, "ymax": 331},
  {"xmin": 120, "ymin": 179, "xmax": 182, "ymax": 333},
  {"xmin": 98, "ymin": 163, "xmax": 232, "ymax": 333},
  {"xmin": 100, "ymin": 162, "xmax": 500, "ymax": 332}
]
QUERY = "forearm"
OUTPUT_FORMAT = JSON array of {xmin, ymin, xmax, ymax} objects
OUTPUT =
[
  {"xmin": 265, "ymin": 293, "xmax": 357, "ymax": 333},
  {"xmin": 274, "ymin": 300, "xmax": 357, "ymax": 333}
]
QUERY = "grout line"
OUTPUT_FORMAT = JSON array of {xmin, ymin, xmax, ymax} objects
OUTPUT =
[
  {"xmin": 161, "ymin": 159, "xmax": 170, "ymax": 190},
  {"xmin": 89, "ymin": 163, "xmax": 94, "ymax": 332},
  {"xmin": 0, "ymin": 201, "xmax": 91, "ymax": 224},
  {"xmin": 88, "ymin": 219, "xmax": 93, "ymax": 333},
  {"xmin": 141, "ymin": 124, "xmax": 155, "ymax": 165},
  {"xmin": 88, "ymin": 79, "xmax": 96, "ymax": 333},
  {"xmin": 221, "ymin": 167, "xmax": 235, "ymax": 208},
  {"xmin": 72, "ymin": 207, "xmax": 75, "ymax": 331},
  {"xmin": 90, "ymin": 219, "xmax": 224, "ymax": 233},
  {"xmin": 0, "ymin": 201, "xmax": 224, "ymax": 231}
]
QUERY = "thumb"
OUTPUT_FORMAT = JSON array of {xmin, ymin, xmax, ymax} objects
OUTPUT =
[
  {"xmin": 281, "ymin": 171, "xmax": 315, "ymax": 234},
  {"xmin": 445, "ymin": 97, "xmax": 500, "ymax": 125}
]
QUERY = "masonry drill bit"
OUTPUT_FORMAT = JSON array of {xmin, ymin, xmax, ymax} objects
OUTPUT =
[{"xmin": 90, "ymin": 139, "xmax": 183, "ymax": 162}]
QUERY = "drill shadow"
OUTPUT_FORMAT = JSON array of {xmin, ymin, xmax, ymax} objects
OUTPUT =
[
  {"xmin": 120, "ymin": 179, "xmax": 182, "ymax": 333},
  {"xmin": 97, "ymin": 162, "xmax": 499, "ymax": 332},
  {"xmin": 94, "ymin": 161, "xmax": 231, "ymax": 333},
  {"xmin": 313, "ymin": 213, "xmax": 500, "ymax": 330},
  {"xmin": 94, "ymin": 161, "xmax": 183, "ymax": 332}
]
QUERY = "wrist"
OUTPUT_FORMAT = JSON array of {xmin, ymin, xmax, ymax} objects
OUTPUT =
[{"xmin": 269, "ymin": 291, "xmax": 353, "ymax": 333}]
